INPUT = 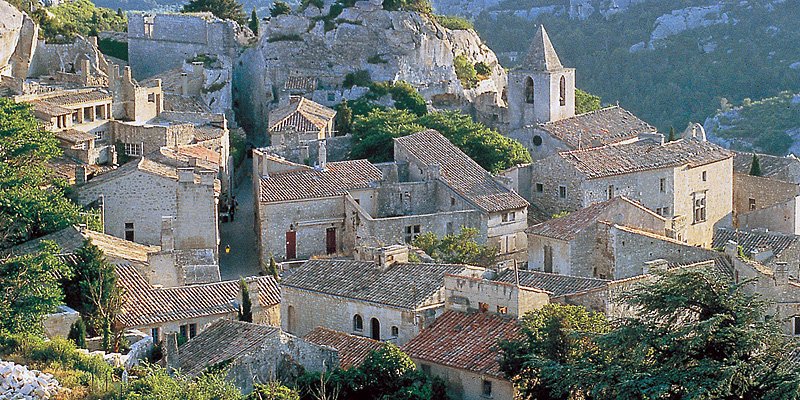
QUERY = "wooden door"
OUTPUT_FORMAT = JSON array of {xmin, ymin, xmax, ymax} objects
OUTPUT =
[
  {"xmin": 286, "ymin": 231, "xmax": 296, "ymax": 260},
  {"xmin": 371, "ymin": 318, "xmax": 380, "ymax": 341},
  {"xmin": 326, "ymin": 227, "xmax": 336, "ymax": 255}
]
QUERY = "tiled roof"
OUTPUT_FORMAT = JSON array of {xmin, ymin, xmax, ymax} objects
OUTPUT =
[
  {"xmin": 156, "ymin": 146, "xmax": 220, "ymax": 171},
  {"xmin": 713, "ymin": 228, "xmax": 800, "ymax": 259},
  {"xmin": 303, "ymin": 327, "xmax": 384, "ymax": 369},
  {"xmin": 733, "ymin": 152, "xmax": 800, "ymax": 183},
  {"xmin": 539, "ymin": 106, "xmax": 655, "ymax": 149},
  {"xmin": 163, "ymin": 93, "xmax": 211, "ymax": 113},
  {"xmin": 177, "ymin": 319, "xmax": 280, "ymax": 376},
  {"xmin": 394, "ymin": 130, "xmax": 529, "ymax": 213},
  {"xmin": 402, "ymin": 310, "xmax": 520, "ymax": 378},
  {"xmin": 56, "ymin": 129, "xmax": 95, "ymax": 143},
  {"xmin": 5, "ymin": 226, "xmax": 158, "ymax": 264},
  {"xmin": 259, "ymin": 160, "xmax": 382, "ymax": 203},
  {"xmin": 284, "ymin": 76, "xmax": 318, "ymax": 92},
  {"xmin": 269, "ymin": 97, "xmax": 336, "ymax": 132},
  {"xmin": 494, "ymin": 269, "xmax": 609, "ymax": 297},
  {"xmin": 559, "ymin": 138, "xmax": 731, "ymax": 179},
  {"xmin": 116, "ymin": 263, "xmax": 280, "ymax": 328},
  {"xmin": 31, "ymin": 100, "xmax": 73, "ymax": 117},
  {"xmin": 522, "ymin": 25, "xmax": 563, "ymax": 71},
  {"xmin": 282, "ymin": 259, "xmax": 468, "ymax": 309},
  {"xmin": 41, "ymin": 89, "xmax": 112, "ymax": 106}
]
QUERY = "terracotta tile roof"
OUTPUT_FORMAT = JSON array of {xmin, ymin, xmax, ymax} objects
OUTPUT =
[
  {"xmin": 303, "ymin": 327, "xmax": 385, "ymax": 369},
  {"xmin": 733, "ymin": 152, "xmax": 800, "ymax": 183},
  {"xmin": 559, "ymin": 138, "xmax": 731, "ymax": 179},
  {"xmin": 41, "ymin": 89, "xmax": 112, "ymax": 106},
  {"xmin": 713, "ymin": 228, "xmax": 800, "ymax": 260},
  {"xmin": 177, "ymin": 319, "xmax": 280, "ymax": 376},
  {"xmin": 284, "ymin": 76, "xmax": 318, "ymax": 92},
  {"xmin": 394, "ymin": 130, "xmax": 529, "ymax": 213},
  {"xmin": 282, "ymin": 259, "xmax": 468, "ymax": 309},
  {"xmin": 5, "ymin": 226, "xmax": 158, "ymax": 264},
  {"xmin": 522, "ymin": 25, "xmax": 563, "ymax": 71},
  {"xmin": 31, "ymin": 100, "xmax": 73, "ymax": 117},
  {"xmin": 116, "ymin": 263, "xmax": 280, "ymax": 328},
  {"xmin": 494, "ymin": 269, "xmax": 609, "ymax": 297},
  {"xmin": 56, "ymin": 129, "xmax": 95, "ymax": 143},
  {"xmin": 163, "ymin": 93, "xmax": 211, "ymax": 113},
  {"xmin": 156, "ymin": 146, "xmax": 221, "ymax": 171},
  {"xmin": 269, "ymin": 97, "xmax": 336, "ymax": 132},
  {"xmin": 539, "ymin": 106, "xmax": 655, "ymax": 149},
  {"xmin": 402, "ymin": 310, "xmax": 520, "ymax": 378},
  {"xmin": 526, "ymin": 197, "xmax": 662, "ymax": 241},
  {"xmin": 193, "ymin": 125, "xmax": 226, "ymax": 141},
  {"xmin": 259, "ymin": 160, "xmax": 382, "ymax": 203}
]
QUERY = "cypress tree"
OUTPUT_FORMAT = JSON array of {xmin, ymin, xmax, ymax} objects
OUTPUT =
[
  {"xmin": 335, "ymin": 100, "xmax": 353, "ymax": 136},
  {"xmin": 238, "ymin": 278, "xmax": 253, "ymax": 322},
  {"xmin": 750, "ymin": 153, "xmax": 762, "ymax": 176},
  {"xmin": 248, "ymin": 8, "xmax": 259, "ymax": 35},
  {"xmin": 667, "ymin": 126, "xmax": 676, "ymax": 142},
  {"xmin": 68, "ymin": 319, "xmax": 87, "ymax": 348}
]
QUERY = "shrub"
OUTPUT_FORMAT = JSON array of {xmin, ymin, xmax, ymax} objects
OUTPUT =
[
  {"xmin": 270, "ymin": 0, "xmax": 291, "ymax": 17},
  {"xmin": 435, "ymin": 14, "xmax": 473, "ymax": 30},
  {"xmin": 342, "ymin": 70, "xmax": 372, "ymax": 88},
  {"xmin": 367, "ymin": 54, "xmax": 388, "ymax": 64},
  {"xmin": 68, "ymin": 319, "xmax": 87, "ymax": 348},
  {"xmin": 474, "ymin": 61, "xmax": 492, "ymax": 76},
  {"xmin": 453, "ymin": 54, "xmax": 478, "ymax": 89}
]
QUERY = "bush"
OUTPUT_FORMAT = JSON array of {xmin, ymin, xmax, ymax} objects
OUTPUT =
[
  {"xmin": 435, "ymin": 14, "xmax": 473, "ymax": 30},
  {"xmin": 68, "ymin": 319, "xmax": 87, "ymax": 348},
  {"xmin": 34, "ymin": 0, "xmax": 126, "ymax": 42},
  {"xmin": 248, "ymin": 382, "xmax": 300, "ymax": 400},
  {"xmin": 342, "ymin": 70, "xmax": 372, "ymax": 88},
  {"xmin": 474, "ymin": 61, "xmax": 492, "ymax": 76},
  {"xmin": 367, "ymin": 54, "xmax": 388, "ymax": 64},
  {"xmin": 383, "ymin": 0, "xmax": 431, "ymax": 13},
  {"xmin": 267, "ymin": 34, "xmax": 303, "ymax": 42},
  {"xmin": 270, "ymin": 0, "xmax": 292, "ymax": 17},
  {"xmin": 575, "ymin": 88, "xmax": 601, "ymax": 114},
  {"xmin": 453, "ymin": 54, "xmax": 478, "ymax": 89}
]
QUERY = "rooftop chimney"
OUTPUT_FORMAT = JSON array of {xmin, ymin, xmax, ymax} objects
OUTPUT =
[
  {"xmin": 775, "ymin": 262, "xmax": 789, "ymax": 286},
  {"xmin": 75, "ymin": 165, "xmax": 87, "ymax": 185},
  {"xmin": 161, "ymin": 217, "xmax": 175, "ymax": 252},
  {"xmin": 163, "ymin": 332, "xmax": 179, "ymax": 374},
  {"xmin": 180, "ymin": 73, "xmax": 189, "ymax": 96},
  {"xmin": 177, "ymin": 167, "xmax": 194, "ymax": 183},
  {"xmin": 317, "ymin": 140, "xmax": 327, "ymax": 170},
  {"xmin": 123, "ymin": 66, "xmax": 132, "ymax": 83}
]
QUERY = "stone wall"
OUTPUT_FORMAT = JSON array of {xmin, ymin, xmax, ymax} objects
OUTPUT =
[
  {"xmin": 738, "ymin": 198, "xmax": 800, "ymax": 236},
  {"xmin": 175, "ymin": 170, "xmax": 218, "ymax": 251},
  {"xmin": 527, "ymin": 155, "xmax": 585, "ymax": 215},
  {"xmin": 28, "ymin": 36, "xmax": 108, "ymax": 79},
  {"xmin": 444, "ymin": 274, "xmax": 549, "ymax": 318},
  {"xmin": 734, "ymin": 173, "xmax": 800, "ymax": 234},
  {"xmin": 413, "ymin": 361, "xmax": 515, "ymax": 400},
  {"xmin": 43, "ymin": 305, "xmax": 80, "ymax": 339}
]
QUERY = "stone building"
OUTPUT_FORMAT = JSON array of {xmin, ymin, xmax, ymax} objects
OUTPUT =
[
  {"xmin": 280, "ymin": 253, "xmax": 475, "ymax": 345},
  {"xmin": 75, "ymin": 156, "xmax": 219, "ymax": 252},
  {"xmin": 527, "ymin": 196, "xmax": 670, "ymax": 277},
  {"xmin": 732, "ymin": 152, "xmax": 800, "ymax": 235},
  {"xmin": 255, "ymin": 129, "xmax": 528, "ymax": 263},
  {"xmin": 268, "ymin": 96, "xmax": 336, "ymax": 143},
  {"xmin": 713, "ymin": 228, "xmax": 800, "ymax": 270},
  {"xmin": 167, "ymin": 320, "xmax": 333, "ymax": 393},
  {"xmin": 303, "ymin": 327, "xmax": 386, "ymax": 369},
  {"xmin": 504, "ymin": 26, "xmax": 658, "ymax": 160},
  {"xmin": 522, "ymin": 138, "xmax": 733, "ymax": 247}
]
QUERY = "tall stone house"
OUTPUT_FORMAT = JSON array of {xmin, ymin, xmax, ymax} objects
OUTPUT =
[
  {"xmin": 523, "ymin": 138, "xmax": 733, "ymax": 247},
  {"xmin": 268, "ymin": 96, "xmax": 337, "ymax": 144},
  {"xmin": 254, "ymin": 129, "xmax": 529, "ymax": 263},
  {"xmin": 732, "ymin": 152, "xmax": 800, "ymax": 235}
]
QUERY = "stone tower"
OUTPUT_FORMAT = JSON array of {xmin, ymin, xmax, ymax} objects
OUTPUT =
[{"xmin": 508, "ymin": 26, "xmax": 576, "ymax": 130}]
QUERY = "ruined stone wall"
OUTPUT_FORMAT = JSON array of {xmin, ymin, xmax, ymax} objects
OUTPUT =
[
  {"xmin": 738, "ymin": 199, "xmax": 800, "ymax": 236},
  {"xmin": 411, "ymin": 361, "xmax": 516, "ymax": 400},
  {"xmin": 29, "ymin": 36, "xmax": 108, "ymax": 79},
  {"xmin": 444, "ymin": 274, "xmax": 549, "ymax": 318},
  {"xmin": 527, "ymin": 235, "xmax": 570, "ymax": 273}
]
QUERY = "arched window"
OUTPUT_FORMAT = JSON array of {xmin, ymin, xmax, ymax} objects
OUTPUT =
[
  {"xmin": 559, "ymin": 76, "xmax": 566, "ymax": 106},
  {"xmin": 353, "ymin": 314, "xmax": 363, "ymax": 332},
  {"xmin": 525, "ymin": 77, "xmax": 535, "ymax": 104},
  {"xmin": 371, "ymin": 318, "xmax": 381, "ymax": 340}
]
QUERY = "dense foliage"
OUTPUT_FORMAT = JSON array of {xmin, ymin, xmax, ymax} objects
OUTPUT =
[
  {"xmin": 382, "ymin": 0, "xmax": 431, "ymax": 13},
  {"xmin": 298, "ymin": 344, "xmax": 447, "ymax": 400},
  {"xmin": 270, "ymin": 0, "xmax": 292, "ymax": 17},
  {"xmin": 474, "ymin": 0, "xmax": 800, "ymax": 140},
  {"xmin": 0, "ymin": 98, "xmax": 79, "ymax": 249},
  {"xmin": 500, "ymin": 267, "xmax": 800, "ymax": 399},
  {"xmin": 351, "ymin": 107, "xmax": 530, "ymax": 173},
  {"xmin": 575, "ymin": 88, "xmax": 601, "ymax": 115},
  {"xmin": 412, "ymin": 227, "xmax": 498, "ymax": 268},
  {"xmin": 750, "ymin": 153, "xmax": 762, "ymax": 176},
  {"xmin": 248, "ymin": 8, "xmax": 259, "ymax": 34},
  {"xmin": 710, "ymin": 91, "xmax": 800, "ymax": 155},
  {"xmin": 237, "ymin": 278, "xmax": 253, "ymax": 323},
  {"xmin": 434, "ymin": 14, "xmax": 473, "ymax": 30},
  {"xmin": 31, "ymin": 0, "xmax": 126, "ymax": 43},
  {"xmin": 183, "ymin": 0, "xmax": 246, "ymax": 25}
]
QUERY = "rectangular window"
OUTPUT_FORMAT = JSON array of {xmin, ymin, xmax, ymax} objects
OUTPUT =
[
  {"xmin": 404, "ymin": 225, "xmax": 421, "ymax": 244},
  {"xmin": 702, "ymin": 171, "xmax": 707, "ymax": 182},
  {"xmin": 660, "ymin": 178, "xmax": 666, "ymax": 193},
  {"xmin": 450, "ymin": 197, "xmax": 456, "ymax": 207},
  {"xmin": 189, "ymin": 323, "xmax": 197, "ymax": 339},
  {"xmin": 482, "ymin": 380, "xmax": 492, "ymax": 397},
  {"xmin": 124, "ymin": 222, "xmax": 134, "ymax": 242},
  {"xmin": 124, "ymin": 142, "xmax": 143, "ymax": 156},
  {"xmin": 501, "ymin": 212, "xmax": 516, "ymax": 223},
  {"xmin": 478, "ymin": 302, "xmax": 489, "ymax": 313},
  {"xmin": 559, "ymin": 185, "xmax": 567, "ymax": 199},
  {"xmin": 147, "ymin": 93, "xmax": 155, "ymax": 103},
  {"xmin": 94, "ymin": 130, "xmax": 105, "ymax": 140},
  {"xmin": 151, "ymin": 327, "xmax": 159, "ymax": 341},
  {"xmin": 446, "ymin": 222, "xmax": 453, "ymax": 235},
  {"xmin": 391, "ymin": 326, "xmax": 399, "ymax": 337},
  {"xmin": 497, "ymin": 306, "xmax": 508, "ymax": 315},
  {"xmin": 693, "ymin": 192, "xmax": 707, "ymax": 223},
  {"xmin": 794, "ymin": 317, "xmax": 800, "ymax": 336},
  {"xmin": 607, "ymin": 184, "xmax": 614, "ymax": 200},
  {"xmin": 327, "ymin": 92, "xmax": 336, "ymax": 102},
  {"xmin": 749, "ymin": 198, "xmax": 756, "ymax": 211},
  {"xmin": 179, "ymin": 324, "xmax": 187, "ymax": 340},
  {"xmin": 535, "ymin": 183, "xmax": 544, "ymax": 193}
]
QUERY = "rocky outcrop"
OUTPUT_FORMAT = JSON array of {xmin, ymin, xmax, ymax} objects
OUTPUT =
[
  {"xmin": 0, "ymin": 360, "xmax": 61, "ymax": 399},
  {"xmin": 430, "ymin": 0, "xmax": 654, "ymax": 20},
  {"xmin": 0, "ymin": 0, "xmax": 38, "ymax": 79},
  {"xmin": 647, "ymin": 5, "xmax": 729, "ymax": 48},
  {"xmin": 235, "ymin": 1, "xmax": 506, "ymax": 135}
]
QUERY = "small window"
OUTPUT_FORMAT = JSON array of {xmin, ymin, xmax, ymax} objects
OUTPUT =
[
  {"xmin": 404, "ymin": 225, "xmax": 421, "ymax": 244},
  {"xmin": 497, "ymin": 306, "xmax": 508, "ymax": 315},
  {"xmin": 607, "ymin": 184, "xmax": 614, "ymax": 200},
  {"xmin": 524, "ymin": 77, "xmax": 535, "ymax": 104},
  {"xmin": 794, "ymin": 316, "xmax": 800, "ymax": 336},
  {"xmin": 353, "ymin": 314, "xmax": 363, "ymax": 332},
  {"xmin": 559, "ymin": 186, "xmax": 567, "ymax": 199},
  {"xmin": 147, "ymin": 93, "xmax": 155, "ymax": 103},
  {"xmin": 450, "ymin": 197, "xmax": 456, "ymax": 207},
  {"xmin": 502, "ymin": 212, "xmax": 516, "ymax": 223},
  {"xmin": 749, "ymin": 198, "xmax": 756, "ymax": 211},
  {"xmin": 559, "ymin": 76, "xmax": 566, "ymax": 107},
  {"xmin": 446, "ymin": 222, "xmax": 453, "ymax": 235},
  {"xmin": 124, "ymin": 142, "xmax": 143, "ymax": 156},
  {"xmin": 189, "ymin": 323, "xmax": 197, "ymax": 338},
  {"xmin": 124, "ymin": 222, "xmax": 134, "ymax": 242},
  {"xmin": 659, "ymin": 178, "xmax": 666, "ymax": 193},
  {"xmin": 151, "ymin": 327, "xmax": 160, "ymax": 341},
  {"xmin": 391, "ymin": 326, "xmax": 399, "ymax": 337},
  {"xmin": 94, "ymin": 130, "xmax": 105, "ymax": 140},
  {"xmin": 693, "ymin": 192, "xmax": 707, "ymax": 223},
  {"xmin": 478, "ymin": 302, "xmax": 489, "ymax": 313},
  {"xmin": 532, "ymin": 135, "xmax": 543, "ymax": 146},
  {"xmin": 702, "ymin": 171, "xmax": 707, "ymax": 182},
  {"xmin": 179, "ymin": 324, "xmax": 187, "ymax": 340},
  {"xmin": 482, "ymin": 380, "xmax": 492, "ymax": 397},
  {"xmin": 535, "ymin": 183, "xmax": 544, "ymax": 193}
]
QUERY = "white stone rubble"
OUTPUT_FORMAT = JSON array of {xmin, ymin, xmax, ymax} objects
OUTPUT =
[{"xmin": 0, "ymin": 360, "xmax": 60, "ymax": 399}]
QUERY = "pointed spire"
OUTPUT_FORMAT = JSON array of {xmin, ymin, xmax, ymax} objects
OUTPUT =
[{"xmin": 522, "ymin": 25, "xmax": 563, "ymax": 71}]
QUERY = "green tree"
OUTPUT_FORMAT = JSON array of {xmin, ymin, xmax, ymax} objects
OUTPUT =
[
  {"xmin": 34, "ymin": 0, "xmax": 127, "ymax": 43},
  {"xmin": 68, "ymin": 319, "xmax": 87, "ymax": 348},
  {"xmin": 238, "ymin": 278, "xmax": 253, "ymax": 323},
  {"xmin": 453, "ymin": 54, "xmax": 478, "ymax": 89},
  {"xmin": 412, "ymin": 227, "xmax": 498, "ymax": 267},
  {"xmin": 0, "ymin": 241, "xmax": 71, "ymax": 335},
  {"xmin": 183, "ymin": 0, "xmax": 245, "ymax": 25},
  {"xmin": 382, "ymin": 0, "xmax": 431, "ymax": 13},
  {"xmin": 667, "ymin": 126, "xmax": 676, "ymax": 142},
  {"xmin": 270, "ymin": 0, "xmax": 292, "ymax": 17},
  {"xmin": 575, "ymin": 88, "xmax": 601, "ymax": 115},
  {"xmin": 248, "ymin": 8, "xmax": 259, "ymax": 34},
  {"xmin": 0, "ymin": 98, "xmax": 79, "ymax": 249},
  {"xmin": 750, "ymin": 153, "xmax": 762, "ymax": 176},
  {"xmin": 351, "ymin": 108, "xmax": 423, "ymax": 162},
  {"xmin": 248, "ymin": 381, "xmax": 300, "ymax": 400},
  {"xmin": 335, "ymin": 100, "xmax": 353, "ymax": 136}
]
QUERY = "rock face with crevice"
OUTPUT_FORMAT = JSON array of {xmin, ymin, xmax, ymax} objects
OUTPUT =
[
  {"xmin": 0, "ymin": 0, "xmax": 38, "ymax": 79},
  {"xmin": 234, "ymin": 1, "xmax": 506, "ymax": 136}
]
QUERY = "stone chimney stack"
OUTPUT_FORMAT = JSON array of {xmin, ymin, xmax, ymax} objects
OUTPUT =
[
  {"xmin": 123, "ymin": 66, "xmax": 133, "ymax": 83},
  {"xmin": 246, "ymin": 278, "xmax": 262, "ymax": 316},
  {"xmin": 181, "ymin": 73, "xmax": 189, "ymax": 96},
  {"xmin": 80, "ymin": 59, "xmax": 91, "ymax": 85},
  {"xmin": 177, "ymin": 167, "xmax": 194, "ymax": 183},
  {"xmin": 775, "ymin": 262, "xmax": 789, "ymax": 286},
  {"xmin": 377, "ymin": 245, "xmax": 409, "ymax": 272},
  {"xmin": 164, "ymin": 332, "xmax": 179, "ymax": 374},
  {"xmin": 75, "ymin": 165, "xmax": 87, "ymax": 185},
  {"xmin": 427, "ymin": 163, "xmax": 441, "ymax": 181},
  {"xmin": 317, "ymin": 140, "xmax": 327, "ymax": 170},
  {"xmin": 161, "ymin": 217, "xmax": 175, "ymax": 252}
]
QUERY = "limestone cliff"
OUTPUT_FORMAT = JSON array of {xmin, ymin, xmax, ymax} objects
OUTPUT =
[
  {"xmin": 0, "ymin": 0, "xmax": 37, "ymax": 79},
  {"xmin": 234, "ymin": 1, "xmax": 506, "ymax": 136}
]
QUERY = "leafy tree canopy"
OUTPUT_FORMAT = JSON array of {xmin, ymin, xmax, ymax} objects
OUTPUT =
[
  {"xmin": 183, "ymin": 0, "xmax": 245, "ymax": 25},
  {"xmin": 32, "ymin": 0, "xmax": 126, "ymax": 43},
  {"xmin": 412, "ymin": 227, "xmax": 498, "ymax": 268},
  {"xmin": 270, "ymin": 0, "xmax": 292, "ymax": 17},
  {"xmin": 575, "ymin": 88, "xmax": 601, "ymax": 115}
]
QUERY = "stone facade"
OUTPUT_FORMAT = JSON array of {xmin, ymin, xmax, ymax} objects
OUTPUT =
[
  {"xmin": 734, "ymin": 173, "xmax": 800, "ymax": 235},
  {"xmin": 421, "ymin": 362, "xmax": 515, "ymax": 400}
]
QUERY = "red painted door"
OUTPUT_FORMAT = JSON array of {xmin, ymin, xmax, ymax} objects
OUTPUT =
[
  {"xmin": 326, "ymin": 227, "xmax": 336, "ymax": 255},
  {"xmin": 286, "ymin": 231, "xmax": 296, "ymax": 260}
]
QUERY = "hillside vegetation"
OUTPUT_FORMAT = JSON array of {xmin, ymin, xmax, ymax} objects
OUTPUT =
[{"xmin": 474, "ymin": 0, "xmax": 800, "ymax": 139}]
